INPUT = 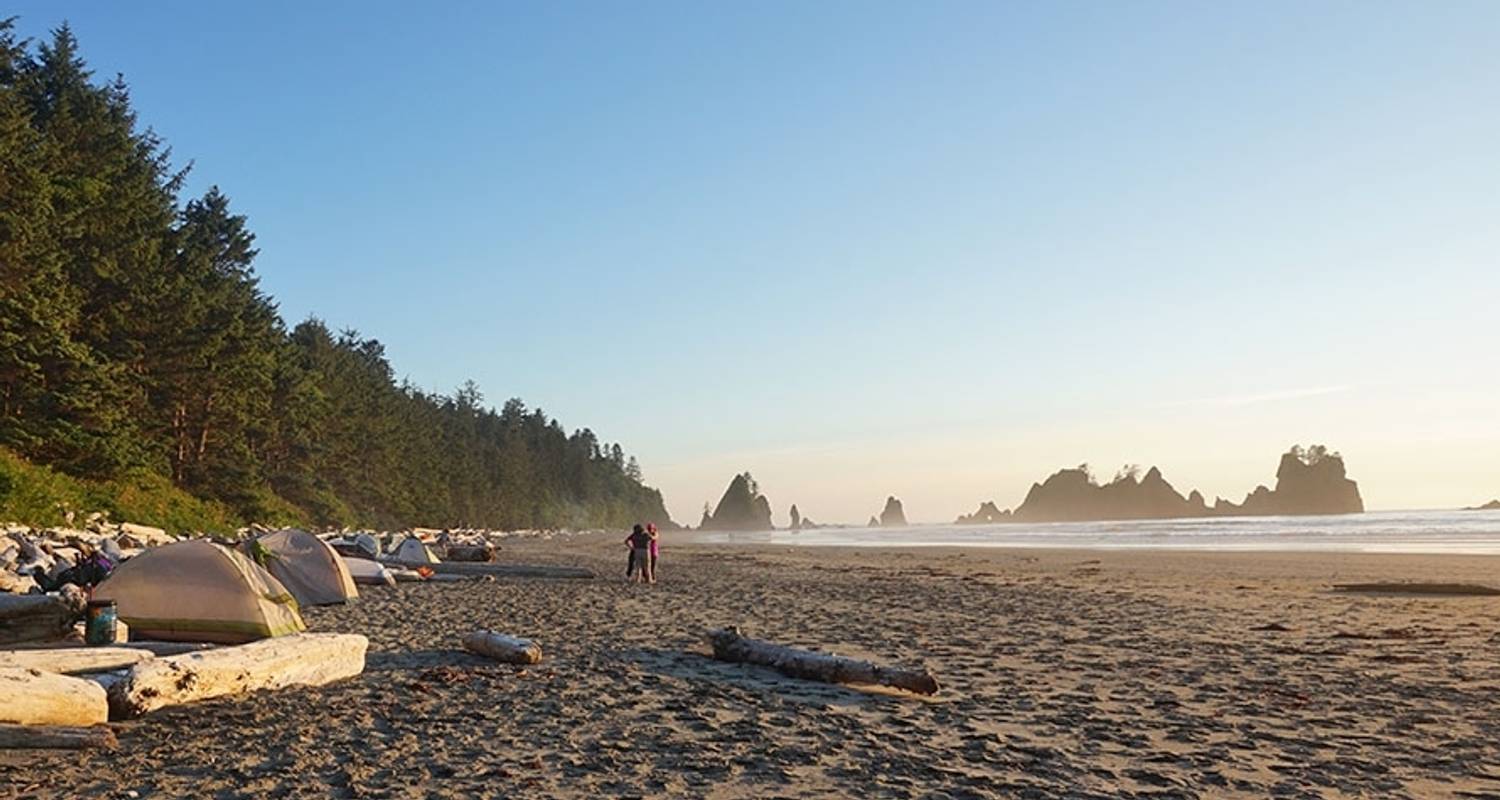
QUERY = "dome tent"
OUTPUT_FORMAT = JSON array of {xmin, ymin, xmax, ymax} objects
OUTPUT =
[
  {"xmin": 243, "ymin": 529, "xmax": 359, "ymax": 606},
  {"xmin": 94, "ymin": 540, "xmax": 305, "ymax": 644},
  {"xmin": 393, "ymin": 536, "xmax": 440, "ymax": 565}
]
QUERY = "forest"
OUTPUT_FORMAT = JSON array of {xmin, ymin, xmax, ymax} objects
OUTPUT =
[{"xmin": 0, "ymin": 21, "xmax": 672, "ymax": 531}]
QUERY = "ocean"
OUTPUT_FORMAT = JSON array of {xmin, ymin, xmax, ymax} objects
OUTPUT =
[{"xmin": 684, "ymin": 509, "xmax": 1500, "ymax": 555}]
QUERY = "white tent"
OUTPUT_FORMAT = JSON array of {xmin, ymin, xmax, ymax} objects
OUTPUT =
[
  {"xmin": 94, "ymin": 540, "xmax": 305, "ymax": 644},
  {"xmin": 392, "ymin": 536, "xmax": 440, "ymax": 565},
  {"xmin": 245, "ymin": 529, "xmax": 359, "ymax": 606},
  {"xmin": 342, "ymin": 556, "xmax": 396, "ymax": 588}
]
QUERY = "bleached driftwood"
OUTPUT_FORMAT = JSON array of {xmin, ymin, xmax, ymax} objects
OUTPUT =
[
  {"xmin": 0, "ymin": 593, "xmax": 84, "ymax": 645},
  {"xmin": 0, "ymin": 668, "xmax": 109, "ymax": 725},
  {"xmin": 461, "ymin": 630, "xmax": 542, "ymax": 664},
  {"xmin": 0, "ymin": 569, "xmax": 38, "ymax": 594},
  {"xmin": 384, "ymin": 559, "xmax": 594, "ymax": 580},
  {"xmin": 0, "ymin": 723, "xmax": 117, "ymax": 749},
  {"xmin": 0, "ymin": 647, "xmax": 155, "ymax": 675},
  {"xmin": 706, "ymin": 627, "xmax": 939, "ymax": 695},
  {"xmin": 106, "ymin": 632, "xmax": 368, "ymax": 719}
]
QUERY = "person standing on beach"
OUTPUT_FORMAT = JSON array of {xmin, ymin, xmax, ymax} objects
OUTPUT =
[
  {"xmin": 646, "ymin": 522, "xmax": 660, "ymax": 584},
  {"xmin": 626, "ymin": 524, "xmax": 652, "ymax": 582},
  {"xmin": 624, "ymin": 524, "xmax": 644, "ymax": 580}
]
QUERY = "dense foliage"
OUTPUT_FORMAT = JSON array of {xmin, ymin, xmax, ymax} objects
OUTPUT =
[{"xmin": 0, "ymin": 22, "xmax": 671, "ymax": 531}]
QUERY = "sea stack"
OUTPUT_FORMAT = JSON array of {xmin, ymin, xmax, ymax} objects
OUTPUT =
[
  {"xmin": 1218, "ymin": 445, "xmax": 1364, "ymax": 515},
  {"xmin": 879, "ymin": 496, "xmax": 908, "ymax": 527},
  {"xmin": 1007, "ymin": 445, "xmax": 1363, "ymax": 523},
  {"xmin": 955, "ymin": 502, "xmax": 1010, "ymax": 524},
  {"xmin": 700, "ymin": 472, "xmax": 775, "ymax": 530}
]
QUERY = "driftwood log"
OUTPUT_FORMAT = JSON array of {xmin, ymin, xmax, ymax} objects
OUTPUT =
[
  {"xmin": 384, "ymin": 559, "xmax": 594, "ymax": 580},
  {"xmin": 0, "ymin": 723, "xmax": 117, "ymax": 749},
  {"xmin": 0, "ymin": 668, "xmax": 110, "ymax": 725},
  {"xmin": 461, "ymin": 630, "xmax": 542, "ymax": 664},
  {"xmin": 106, "ymin": 632, "xmax": 368, "ymax": 719},
  {"xmin": 707, "ymin": 627, "xmax": 939, "ymax": 695},
  {"xmin": 0, "ymin": 593, "xmax": 85, "ymax": 645},
  {"xmin": 1333, "ymin": 582, "xmax": 1500, "ymax": 596},
  {"xmin": 441, "ymin": 544, "xmax": 494, "ymax": 562},
  {"xmin": 0, "ymin": 647, "xmax": 156, "ymax": 675}
]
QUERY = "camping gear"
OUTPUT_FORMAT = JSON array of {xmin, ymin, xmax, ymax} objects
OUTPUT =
[
  {"xmin": 243, "ymin": 529, "xmax": 358, "ymax": 606},
  {"xmin": 84, "ymin": 601, "xmax": 117, "ymax": 646},
  {"xmin": 92, "ymin": 540, "xmax": 305, "ymax": 644}
]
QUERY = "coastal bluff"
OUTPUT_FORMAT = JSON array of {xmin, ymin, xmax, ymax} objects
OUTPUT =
[{"xmin": 970, "ymin": 445, "xmax": 1364, "ymax": 524}]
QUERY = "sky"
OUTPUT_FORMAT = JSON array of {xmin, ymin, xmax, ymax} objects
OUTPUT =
[{"xmin": 12, "ymin": 2, "xmax": 1500, "ymax": 524}]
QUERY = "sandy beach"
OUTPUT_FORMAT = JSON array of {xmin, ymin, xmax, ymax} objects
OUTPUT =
[{"xmin": 4, "ymin": 536, "xmax": 1499, "ymax": 799}]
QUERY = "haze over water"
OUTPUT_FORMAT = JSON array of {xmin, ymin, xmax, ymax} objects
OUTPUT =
[{"xmin": 688, "ymin": 510, "xmax": 1500, "ymax": 555}]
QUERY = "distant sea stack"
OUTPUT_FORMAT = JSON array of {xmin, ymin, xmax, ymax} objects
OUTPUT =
[
  {"xmin": 877, "ymin": 496, "xmax": 908, "ymax": 527},
  {"xmin": 1217, "ymin": 445, "xmax": 1363, "ymax": 516},
  {"xmin": 956, "ymin": 501, "xmax": 1011, "ymax": 524},
  {"xmin": 1467, "ymin": 500, "xmax": 1500, "ymax": 511},
  {"xmin": 700, "ymin": 472, "xmax": 774, "ymax": 530},
  {"xmin": 1004, "ymin": 445, "xmax": 1363, "ymax": 524}
]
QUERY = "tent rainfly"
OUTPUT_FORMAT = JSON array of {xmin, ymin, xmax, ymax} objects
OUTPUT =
[
  {"xmin": 244, "ymin": 529, "xmax": 359, "ymax": 606},
  {"xmin": 93, "ymin": 540, "xmax": 305, "ymax": 644},
  {"xmin": 393, "ymin": 536, "xmax": 440, "ymax": 565}
]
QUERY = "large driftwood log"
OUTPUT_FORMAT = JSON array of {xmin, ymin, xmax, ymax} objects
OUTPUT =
[
  {"xmin": 706, "ymin": 627, "xmax": 939, "ymax": 695},
  {"xmin": 461, "ymin": 630, "xmax": 542, "ymax": 664},
  {"xmin": 0, "ymin": 593, "xmax": 85, "ymax": 645},
  {"xmin": 0, "ymin": 723, "xmax": 117, "ymax": 749},
  {"xmin": 0, "ymin": 668, "xmax": 110, "ymax": 725},
  {"xmin": 0, "ymin": 647, "xmax": 155, "ymax": 675},
  {"xmin": 384, "ymin": 559, "xmax": 594, "ymax": 580},
  {"xmin": 106, "ymin": 632, "xmax": 368, "ymax": 719},
  {"xmin": 1333, "ymin": 582, "xmax": 1500, "ymax": 596},
  {"xmin": 441, "ymin": 544, "xmax": 494, "ymax": 562}
]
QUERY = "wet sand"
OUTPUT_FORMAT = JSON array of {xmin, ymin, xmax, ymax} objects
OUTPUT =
[{"xmin": 4, "ymin": 537, "xmax": 1500, "ymax": 799}]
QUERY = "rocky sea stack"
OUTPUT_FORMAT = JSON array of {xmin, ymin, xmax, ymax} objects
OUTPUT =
[
  {"xmin": 995, "ymin": 445, "xmax": 1364, "ymax": 524},
  {"xmin": 700, "ymin": 472, "xmax": 774, "ymax": 531},
  {"xmin": 955, "ymin": 501, "xmax": 1011, "ymax": 525},
  {"xmin": 878, "ymin": 497, "xmax": 908, "ymax": 527}
]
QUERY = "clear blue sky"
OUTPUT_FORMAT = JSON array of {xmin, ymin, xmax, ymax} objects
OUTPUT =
[{"xmin": 13, "ymin": 2, "xmax": 1500, "ymax": 523}]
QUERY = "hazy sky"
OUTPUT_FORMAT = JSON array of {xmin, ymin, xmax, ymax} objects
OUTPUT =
[{"xmin": 14, "ymin": 2, "xmax": 1498, "ymax": 524}]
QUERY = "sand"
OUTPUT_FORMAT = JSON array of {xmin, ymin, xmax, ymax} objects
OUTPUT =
[{"xmin": 3, "ymin": 537, "xmax": 1499, "ymax": 799}]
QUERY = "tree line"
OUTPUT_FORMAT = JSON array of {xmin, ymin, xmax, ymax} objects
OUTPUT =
[{"xmin": 0, "ymin": 21, "xmax": 671, "ymax": 530}]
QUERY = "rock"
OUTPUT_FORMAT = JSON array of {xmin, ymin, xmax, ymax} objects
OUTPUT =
[
  {"xmin": 956, "ymin": 502, "xmax": 1010, "ymax": 525},
  {"xmin": 867, "ymin": 516, "xmax": 880, "ymax": 528},
  {"xmin": 1466, "ymin": 499, "xmax": 1500, "ymax": 511},
  {"xmin": 1220, "ymin": 445, "xmax": 1363, "ymax": 515},
  {"xmin": 700, "ymin": 473, "xmax": 775, "ymax": 531},
  {"xmin": 1009, "ymin": 445, "xmax": 1363, "ymax": 523},
  {"xmin": 789, "ymin": 505, "xmax": 802, "ymax": 530},
  {"xmin": 878, "ymin": 497, "xmax": 908, "ymax": 527}
]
